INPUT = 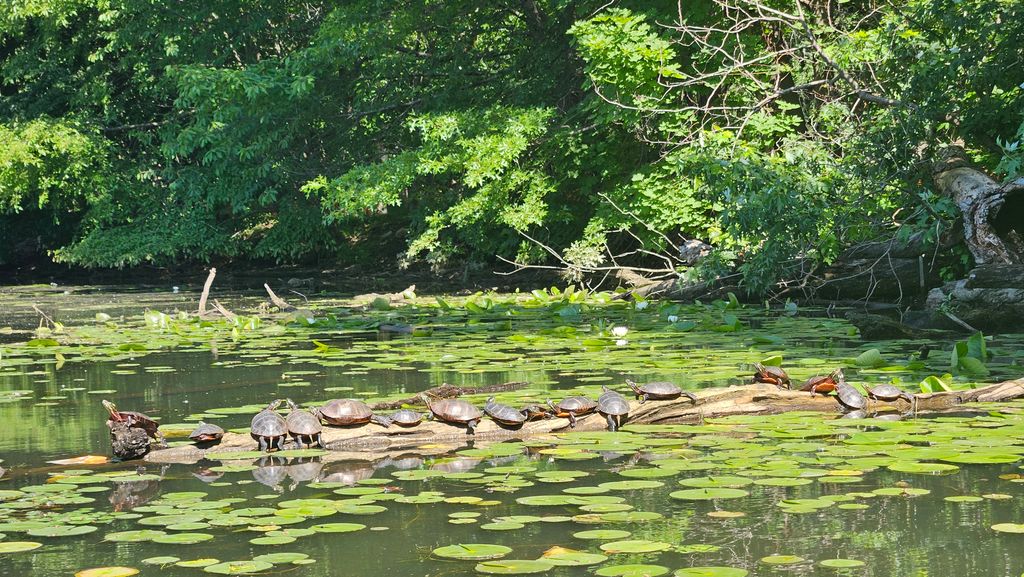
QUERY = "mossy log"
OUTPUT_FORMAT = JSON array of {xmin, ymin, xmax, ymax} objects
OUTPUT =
[{"xmin": 147, "ymin": 378, "xmax": 1024, "ymax": 464}]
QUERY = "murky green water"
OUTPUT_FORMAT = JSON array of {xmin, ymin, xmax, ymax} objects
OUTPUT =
[{"xmin": 1, "ymin": 285, "xmax": 1024, "ymax": 576}]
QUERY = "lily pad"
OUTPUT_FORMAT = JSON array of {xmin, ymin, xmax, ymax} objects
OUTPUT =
[
  {"xmin": 0, "ymin": 541, "xmax": 43, "ymax": 553},
  {"xmin": 27, "ymin": 525, "xmax": 98, "ymax": 538},
  {"xmin": 599, "ymin": 540, "xmax": 672, "ymax": 554},
  {"xmin": 74, "ymin": 568, "xmax": 139, "ymax": 577},
  {"xmin": 760, "ymin": 555, "xmax": 804, "ymax": 564},
  {"xmin": 573, "ymin": 529, "xmax": 632, "ymax": 540},
  {"xmin": 142, "ymin": 557, "xmax": 180, "ymax": 565},
  {"xmin": 475, "ymin": 560, "xmax": 555, "ymax": 574},
  {"xmin": 203, "ymin": 560, "xmax": 274, "ymax": 574},
  {"xmin": 432, "ymin": 543, "xmax": 513, "ymax": 560},
  {"xmin": 991, "ymin": 523, "xmax": 1024, "ymax": 533},
  {"xmin": 669, "ymin": 488, "xmax": 749, "ymax": 500},
  {"xmin": 596, "ymin": 565, "xmax": 671, "ymax": 577},
  {"xmin": 673, "ymin": 568, "xmax": 748, "ymax": 577},
  {"xmin": 820, "ymin": 559, "xmax": 865, "ymax": 568}
]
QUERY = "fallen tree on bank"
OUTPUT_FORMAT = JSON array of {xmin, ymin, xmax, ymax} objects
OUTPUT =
[{"xmin": 146, "ymin": 377, "xmax": 1024, "ymax": 464}]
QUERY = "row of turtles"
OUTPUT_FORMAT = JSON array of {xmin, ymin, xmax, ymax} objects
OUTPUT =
[{"xmin": 751, "ymin": 363, "xmax": 916, "ymax": 413}]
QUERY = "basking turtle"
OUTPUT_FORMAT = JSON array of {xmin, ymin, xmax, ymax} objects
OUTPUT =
[
  {"xmin": 625, "ymin": 379, "xmax": 698, "ymax": 404},
  {"xmin": 315, "ymin": 399, "xmax": 391, "ymax": 428},
  {"xmin": 597, "ymin": 386, "xmax": 630, "ymax": 431},
  {"xmin": 546, "ymin": 396, "xmax": 598, "ymax": 428},
  {"xmin": 864, "ymin": 384, "xmax": 915, "ymax": 405},
  {"xmin": 835, "ymin": 382, "xmax": 867, "ymax": 412},
  {"xmin": 799, "ymin": 369, "xmax": 845, "ymax": 396},
  {"xmin": 250, "ymin": 400, "xmax": 288, "ymax": 451},
  {"xmin": 188, "ymin": 422, "xmax": 225, "ymax": 444},
  {"xmin": 102, "ymin": 400, "xmax": 165, "ymax": 445},
  {"xmin": 520, "ymin": 404, "xmax": 552, "ymax": 421},
  {"xmin": 420, "ymin": 394, "xmax": 484, "ymax": 435},
  {"xmin": 752, "ymin": 363, "xmax": 791, "ymax": 388},
  {"xmin": 388, "ymin": 409, "xmax": 423, "ymax": 427},
  {"xmin": 285, "ymin": 399, "xmax": 324, "ymax": 448},
  {"xmin": 484, "ymin": 397, "xmax": 527, "ymax": 428}
]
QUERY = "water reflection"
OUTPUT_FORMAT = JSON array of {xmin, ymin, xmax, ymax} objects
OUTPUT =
[
  {"xmin": 251, "ymin": 456, "xmax": 288, "ymax": 491},
  {"xmin": 319, "ymin": 461, "xmax": 376, "ymax": 485},
  {"xmin": 286, "ymin": 458, "xmax": 324, "ymax": 490}
]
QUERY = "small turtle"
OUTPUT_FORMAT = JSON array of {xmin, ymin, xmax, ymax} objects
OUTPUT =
[
  {"xmin": 520, "ymin": 404, "xmax": 552, "ymax": 421},
  {"xmin": 285, "ymin": 399, "xmax": 324, "ymax": 448},
  {"xmin": 315, "ymin": 399, "xmax": 391, "ymax": 428},
  {"xmin": 799, "ymin": 369, "xmax": 845, "ymax": 396},
  {"xmin": 625, "ymin": 379, "xmax": 698, "ymax": 404},
  {"xmin": 388, "ymin": 409, "xmax": 423, "ymax": 427},
  {"xmin": 484, "ymin": 397, "xmax": 527, "ymax": 428},
  {"xmin": 102, "ymin": 400, "xmax": 166, "ymax": 445},
  {"xmin": 835, "ymin": 382, "xmax": 866, "ymax": 412},
  {"xmin": 420, "ymin": 394, "xmax": 484, "ymax": 435},
  {"xmin": 546, "ymin": 396, "xmax": 598, "ymax": 428},
  {"xmin": 864, "ymin": 384, "xmax": 914, "ymax": 405},
  {"xmin": 752, "ymin": 363, "xmax": 791, "ymax": 388},
  {"xmin": 188, "ymin": 422, "xmax": 225, "ymax": 444},
  {"xmin": 251, "ymin": 400, "xmax": 288, "ymax": 451},
  {"xmin": 597, "ymin": 386, "xmax": 630, "ymax": 431}
]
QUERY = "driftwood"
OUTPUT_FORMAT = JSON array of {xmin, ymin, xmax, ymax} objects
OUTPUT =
[
  {"xmin": 146, "ymin": 378, "xmax": 1024, "ymax": 464},
  {"xmin": 197, "ymin": 268, "xmax": 216, "ymax": 318},
  {"xmin": 843, "ymin": 311, "xmax": 952, "ymax": 340},
  {"xmin": 264, "ymin": 283, "xmax": 297, "ymax": 312},
  {"xmin": 926, "ymin": 278, "xmax": 1024, "ymax": 333},
  {"xmin": 370, "ymin": 381, "xmax": 528, "ymax": 411}
]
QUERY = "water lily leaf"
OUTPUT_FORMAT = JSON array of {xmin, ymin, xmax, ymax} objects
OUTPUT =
[
  {"xmin": 252, "ymin": 552, "xmax": 309, "ymax": 564},
  {"xmin": 152, "ymin": 532, "xmax": 214, "ymax": 544},
  {"xmin": 887, "ymin": 462, "xmax": 960, "ymax": 474},
  {"xmin": 432, "ymin": 543, "xmax": 512, "ymax": 560},
  {"xmin": 760, "ymin": 555, "xmax": 804, "ymax": 564},
  {"xmin": 854, "ymin": 349, "xmax": 885, "ymax": 368},
  {"xmin": 596, "ymin": 565, "xmax": 670, "ymax": 577},
  {"xmin": 669, "ymin": 488, "xmax": 749, "ymax": 500},
  {"xmin": 0, "ymin": 541, "xmax": 43, "ymax": 553},
  {"xmin": 309, "ymin": 523, "xmax": 365, "ymax": 533},
  {"xmin": 142, "ymin": 557, "xmax": 180, "ymax": 565},
  {"xmin": 819, "ymin": 559, "xmax": 865, "ymax": 568},
  {"xmin": 176, "ymin": 559, "xmax": 220, "ymax": 568},
  {"xmin": 475, "ymin": 560, "xmax": 554, "ymax": 574},
  {"xmin": 202, "ymin": 560, "xmax": 274, "ymax": 574},
  {"xmin": 539, "ymin": 546, "xmax": 607, "ymax": 566},
  {"xmin": 573, "ymin": 529, "xmax": 632, "ymax": 540},
  {"xmin": 991, "ymin": 523, "xmax": 1024, "ymax": 533},
  {"xmin": 74, "ymin": 568, "xmax": 139, "ymax": 577},
  {"xmin": 105, "ymin": 530, "xmax": 167, "ymax": 542},
  {"xmin": 599, "ymin": 540, "xmax": 672, "ymax": 554},
  {"xmin": 673, "ymin": 568, "xmax": 748, "ymax": 577}
]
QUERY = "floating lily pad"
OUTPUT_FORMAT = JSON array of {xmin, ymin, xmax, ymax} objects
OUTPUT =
[
  {"xmin": 432, "ymin": 543, "xmax": 513, "ymax": 560},
  {"xmin": 596, "ymin": 564, "xmax": 670, "ymax": 577},
  {"xmin": 475, "ymin": 560, "xmax": 554, "ymax": 574},
  {"xmin": 0, "ymin": 541, "xmax": 43, "ymax": 553},
  {"xmin": 540, "ymin": 546, "xmax": 607, "ymax": 566},
  {"xmin": 176, "ymin": 559, "xmax": 220, "ymax": 568},
  {"xmin": 669, "ymin": 488, "xmax": 749, "ymax": 501},
  {"xmin": 573, "ymin": 529, "xmax": 632, "ymax": 540},
  {"xmin": 253, "ymin": 552, "xmax": 309, "ymax": 564},
  {"xmin": 74, "ymin": 568, "xmax": 139, "ymax": 577},
  {"xmin": 27, "ymin": 525, "xmax": 98, "ymax": 538},
  {"xmin": 599, "ymin": 540, "xmax": 672, "ymax": 554},
  {"xmin": 152, "ymin": 532, "xmax": 214, "ymax": 544},
  {"xmin": 105, "ymin": 530, "xmax": 167, "ymax": 542},
  {"xmin": 142, "ymin": 557, "xmax": 180, "ymax": 565},
  {"xmin": 887, "ymin": 462, "xmax": 960, "ymax": 475},
  {"xmin": 760, "ymin": 555, "xmax": 804, "ymax": 565},
  {"xmin": 673, "ymin": 568, "xmax": 748, "ymax": 577},
  {"xmin": 599, "ymin": 480, "xmax": 664, "ymax": 491},
  {"xmin": 203, "ymin": 560, "xmax": 274, "ymax": 574},
  {"xmin": 309, "ymin": 522, "xmax": 365, "ymax": 533},
  {"xmin": 991, "ymin": 523, "xmax": 1024, "ymax": 533},
  {"xmin": 820, "ymin": 559, "xmax": 865, "ymax": 568}
]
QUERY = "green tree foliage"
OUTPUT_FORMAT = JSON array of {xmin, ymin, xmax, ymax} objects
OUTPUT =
[{"xmin": 0, "ymin": 0, "xmax": 1020, "ymax": 293}]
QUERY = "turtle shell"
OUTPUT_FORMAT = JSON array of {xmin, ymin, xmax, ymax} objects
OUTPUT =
[
  {"xmin": 753, "ymin": 363, "xmax": 791, "ymax": 387},
  {"xmin": 189, "ymin": 422, "xmax": 225, "ymax": 443},
  {"xmin": 251, "ymin": 401, "xmax": 288, "ymax": 437},
  {"xmin": 520, "ymin": 405, "xmax": 551, "ymax": 420},
  {"xmin": 285, "ymin": 399, "xmax": 322, "ymax": 435},
  {"xmin": 318, "ymin": 399, "xmax": 374, "ymax": 426},
  {"xmin": 597, "ymin": 387, "xmax": 630, "ymax": 416},
  {"xmin": 552, "ymin": 396, "xmax": 597, "ymax": 415},
  {"xmin": 835, "ymin": 382, "xmax": 866, "ymax": 410},
  {"xmin": 426, "ymin": 398, "xmax": 483, "ymax": 424},
  {"xmin": 865, "ymin": 384, "xmax": 913, "ymax": 403},
  {"xmin": 389, "ymin": 409, "xmax": 423, "ymax": 427},
  {"xmin": 484, "ymin": 397, "xmax": 526, "ymax": 425}
]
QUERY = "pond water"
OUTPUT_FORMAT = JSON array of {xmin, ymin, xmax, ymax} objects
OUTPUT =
[{"xmin": 1, "ymin": 284, "xmax": 1023, "ymax": 577}]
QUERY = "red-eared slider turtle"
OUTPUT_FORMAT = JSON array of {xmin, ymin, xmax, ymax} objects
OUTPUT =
[
  {"xmin": 546, "ymin": 396, "xmax": 598, "ymax": 428},
  {"xmin": 597, "ymin": 386, "xmax": 630, "ymax": 431},
  {"xmin": 315, "ymin": 399, "xmax": 391, "ymax": 428},
  {"xmin": 388, "ymin": 409, "xmax": 423, "ymax": 427},
  {"xmin": 752, "ymin": 363, "xmax": 791, "ymax": 388},
  {"xmin": 102, "ymin": 400, "xmax": 165, "ymax": 445},
  {"xmin": 799, "ymin": 369, "xmax": 845, "ymax": 396},
  {"xmin": 484, "ymin": 397, "xmax": 527, "ymax": 428},
  {"xmin": 285, "ymin": 398, "xmax": 324, "ymax": 448},
  {"xmin": 520, "ymin": 404, "xmax": 552, "ymax": 421},
  {"xmin": 420, "ymin": 394, "xmax": 484, "ymax": 435},
  {"xmin": 835, "ymin": 382, "xmax": 866, "ymax": 412},
  {"xmin": 625, "ymin": 379, "xmax": 698, "ymax": 404},
  {"xmin": 188, "ymin": 422, "xmax": 225, "ymax": 444},
  {"xmin": 251, "ymin": 399, "xmax": 288, "ymax": 451}
]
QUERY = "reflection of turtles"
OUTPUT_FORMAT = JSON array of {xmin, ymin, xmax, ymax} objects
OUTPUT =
[
  {"xmin": 430, "ymin": 457, "xmax": 482, "ymax": 473},
  {"xmin": 375, "ymin": 456, "xmax": 424, "ymax": 471},
  {"xmin": 188, "ymin": 422, "xmax": 225, "ymax": 444},
  {"xmin": 546, "ymin": 396, "xmax": 597, "ymax": 428},
  {"xmin": 191, "ymin": 467, "xmax": 224, "ymax": 483},
  {"xmin": 319, "ymin": 461, "xmax": 376, "ymax": 485},
  {"xmin": 421, "ymin": 394, "xmax": 483, "ymax": 435},
  {"xmin": 752, "ymin": 363, "xmax": 791, "ymax": 388},
  {"xmin": 285, "ymin": 399, "xmax": 324, "ymax": 448},
  {"xmin": 315, "ymin": 399, "xmax": 391, "ymax": 428},
  {"xmin": 286, "ymin": 458, "xmax": 324, "ymax": 490},
  {"xmin": 626, "ymin": 380, "xmax": 697, "ymax": 404},
  {"xmin": 484, "ymin": 397, "xmax": 526, "ymax": 428},
  {"xmin": 109, "ymin": 476, "xmax": 162, "ymax": 511},
  {"xmin": 597, "ymin": 386, "xmax": 630, "ymax": 431},
  {"xmin": 252, "ymin": 456, "xmax": 289, "ymax": 491},
  {"xmin": 251, "ymin": 400, "xmax": 288, "ymax": 451},
  {"xmin": 103, "ymin": 400, "xmax": 166, "ymax": 445}
]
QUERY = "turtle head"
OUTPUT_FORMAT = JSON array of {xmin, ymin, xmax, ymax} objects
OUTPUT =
[
  {"xmin": 285, "ymin": 398, "xmax": 299, "ymax": 411},
  {"xmin": 418, "ymin": 393, "xmax": 432, "ymax": 407},
  {"xmin": 267, "ymin": 399, "xmax": 282, "ymax": 411},
  {"xmin": 753, "ymin": 362, "xmax": 766, "ymax": 373},
  {"xmin": 101, "ymin": 400, "xmax": 121, "ymax": 420},
  {"xmin": 829, "ymin": 368, "xmax": 845, "ymax": 382},
  {"xmin": 625, "ymin": 379, "xmax": 639, "ymax": 392}
]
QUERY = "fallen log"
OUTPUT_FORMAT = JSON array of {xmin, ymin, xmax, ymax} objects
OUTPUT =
[
  {"xmin": 146, "ymin": 378, "xmax": 1024, "ymax": 464},
  {"xmin": 371, "ymin": 381, "xmax": 528, "ymax": 411}
]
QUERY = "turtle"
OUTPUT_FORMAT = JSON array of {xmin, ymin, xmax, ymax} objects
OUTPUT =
[
  {"xmin": 752, "ymin": 363, "xmax": 791, "ymax": 388},
  {"xmin": 188, "ymin": 422, "xmax": 225, "ymax": 444},
  {"xmin": 864, "ymin": 384, "xmax": 915, "ymax": 405},
  {"xmin": 484, "ymin": 397, "xmax": 527, "ymax": 428},
  {"xmin": 315, "ymin": 399, "xmax": 391, "ymax": 428},
  {"xmin": 250, "ymin": 399, "xmax": 288, "ymax": 451},
  {"xmin": 597, "ymin": 386, "xmax": 630, "ymax": 431},
  {"xmin": 835, "ymin": 382, "xmax": 867, "ymax": 412},
  {"xmin": 546, "ymin": 395, "xmax": 598, "ymax": 428},
  {"xmin": 420, "ymin": 394, "xmax": 484, "ymax": 435},
  {"xmin": 520, "ymin": 404, "xmax": 552, "ymax": 421},
  {"xmin": 102, "ymin": 400, "xmax": 166, "ymax": 445},
  {"xmin": 388, "ymin": 409, "xmax": 424, "ymax": 427},
  {"xmin": 799, "ymin": 369, "xmax": 845, "ymax": 396},
  {"xmin": 285, "ymin": 398, "xmax": 324, "ymax": 448},
  {"xmin": 625, "ymin": 379, "xmax": 698, "ymax": 404}
]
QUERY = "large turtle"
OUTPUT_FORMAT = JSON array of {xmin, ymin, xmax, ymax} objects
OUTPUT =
[
  {"xmin": 420, "ymin": 394, "xmax": 484, "ymax": 435},
  {"xmin": 752, "ymin": 363, "xmax": 791, "ymax": 388},
  {"xmin": 315, "ymin": 399, "xmax": 391, "ymax": 428},
  {"xmin": 484, "ymin": 397, "xmax": 526, "ymax": 428},
  {"xmin": 597, "ymin": 386, "xmax": 630, "ymax": 431},
  {"xmin": 546, "ymin": 396, "xmax": 597, "ymax": 428},
  {"xmin": 251, "ymin": 400, "xmax": 288, "ymax": 451},
  {"xmin": 835, "ymin": 382, "xmax": 867, "ymax": 412},
  {"xmin": 625, "ymin": 379, "xmax": 698, "ymax": 404},
  {"xmin": 102, "ymin": 400, "xmax": 165, "ymax": 445},
  {"xmin": 285, "ymin": 398, "xmax": 324, "ymax": 448}
]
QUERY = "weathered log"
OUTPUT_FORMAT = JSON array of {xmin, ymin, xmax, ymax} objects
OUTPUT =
[
  {"xmin": 197, "ymin": 268, "xmax": 216, "ymax": 318},
  {"xmin": 264, "ymin": 283, "xmax": 297, "ymax": 312},
  {"xmin": 370, "ymin": 381, "xmax": 528, "ymax": 411},
  {"xmin": 815, "ymin": 256, "xmax": 938, "ymax": 301},
  {"xmin": 146, "ymin": 378, "xmax": 1024, "ymax": 464},
  {"xmin": 926, "ymin": 280, "xmax": 1024, "ymax": 333},
  {"xmin": 964, "ymin": 264, "xmax": 1024, "ymax": 289},
  {"xmin": 843, "ymin": 311, "xmax": 952, "ymax": 340},
  {"xmin": 933, "ymin": 146, "xmax": 1024, "ymax": 265}
]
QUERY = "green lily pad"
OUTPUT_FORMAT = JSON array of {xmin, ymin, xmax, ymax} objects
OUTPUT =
[
  {"xmin": 176, "ymin": 559, "xmax": 220, "ymax": 568},
  {"xmin": 475, "ymin": 560, "xmax": 554, "ymax": 574},
  {"xmin": 945, "ymin": 495, "xmax": 983, "ymax": 503},
  {"xmin": 74, "ymin": 568, "xmax": 139, "ymax": 577},
  {"xmin": 677, "ymin": 476, "xmax": 752, "ymax": 488},
  {"xmin": 669, "ymin": 488, "xmax": 749, "ymax": 500},
  {"xmin": 152, "ymin": 532, "xmax": 214, "ymax": 544},
  {"xmin": 599, "ymin": 540, "xmax": 672, "ymax": 554},
  {"xmin": 27, "ymin": 525, "xmax": 98, "ymax": 538},
  {"xmin": 481, "ymin": 522, "xmax": 525, "ymax": 531},
  {"xmin": 252, "ymin": 552, "xmax": 309, "ymax": 564},
  {"xmin": 432, "ymin": 543, "xmax": 513, "ymax": 560},
  {"xmin": 142, "ymin": 557, "xmax": 180, "ymax": 565},
  {"xmin": 540, "ymin": 549, "xmax": 607, "ymax": 566},
  {"xmin": 105, "ymin": 530, "xmax": 167, "ymax": 542},
  {"xmin": 249, "ymin": 535, "xmax": 295, "ymax": 545},
  {"xmin": 820, "ymin": 559, "xmax": 865, "ymax": 568},
  {"xmin": 673, "ymin": 568, "xmax": 748, "ymax": 577},
  {"xmin": 0, "ymin": 541, "xmax": 43, "ymax": 553},
  {"xmin": 203, "ymin": 560, "xmax": 274, "ymax": 574},
  {"xmin": 760, "ymin": 555, "xmax": 804, "ymax": 564},
  {"xmin": 991, "ymin": 523, "xmax": 1024, "ymax": 533},
  {"xmin": 887, "ymin": 462, "xmax": 960, "ymax": 475},
  {"xmin": 596, "ymin": 565, "xmax": 670, "ymax": 577},
  {"xmin": 598, "ymin": 480, "xmax": 664, "ymax": 491},
  {"xmin": 573, "ymin": 529, "xmax": 632, "ymax": 540},
  {"xmin": 309, "ymin": 522, "xmax": 365, "ymax": 533}
]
